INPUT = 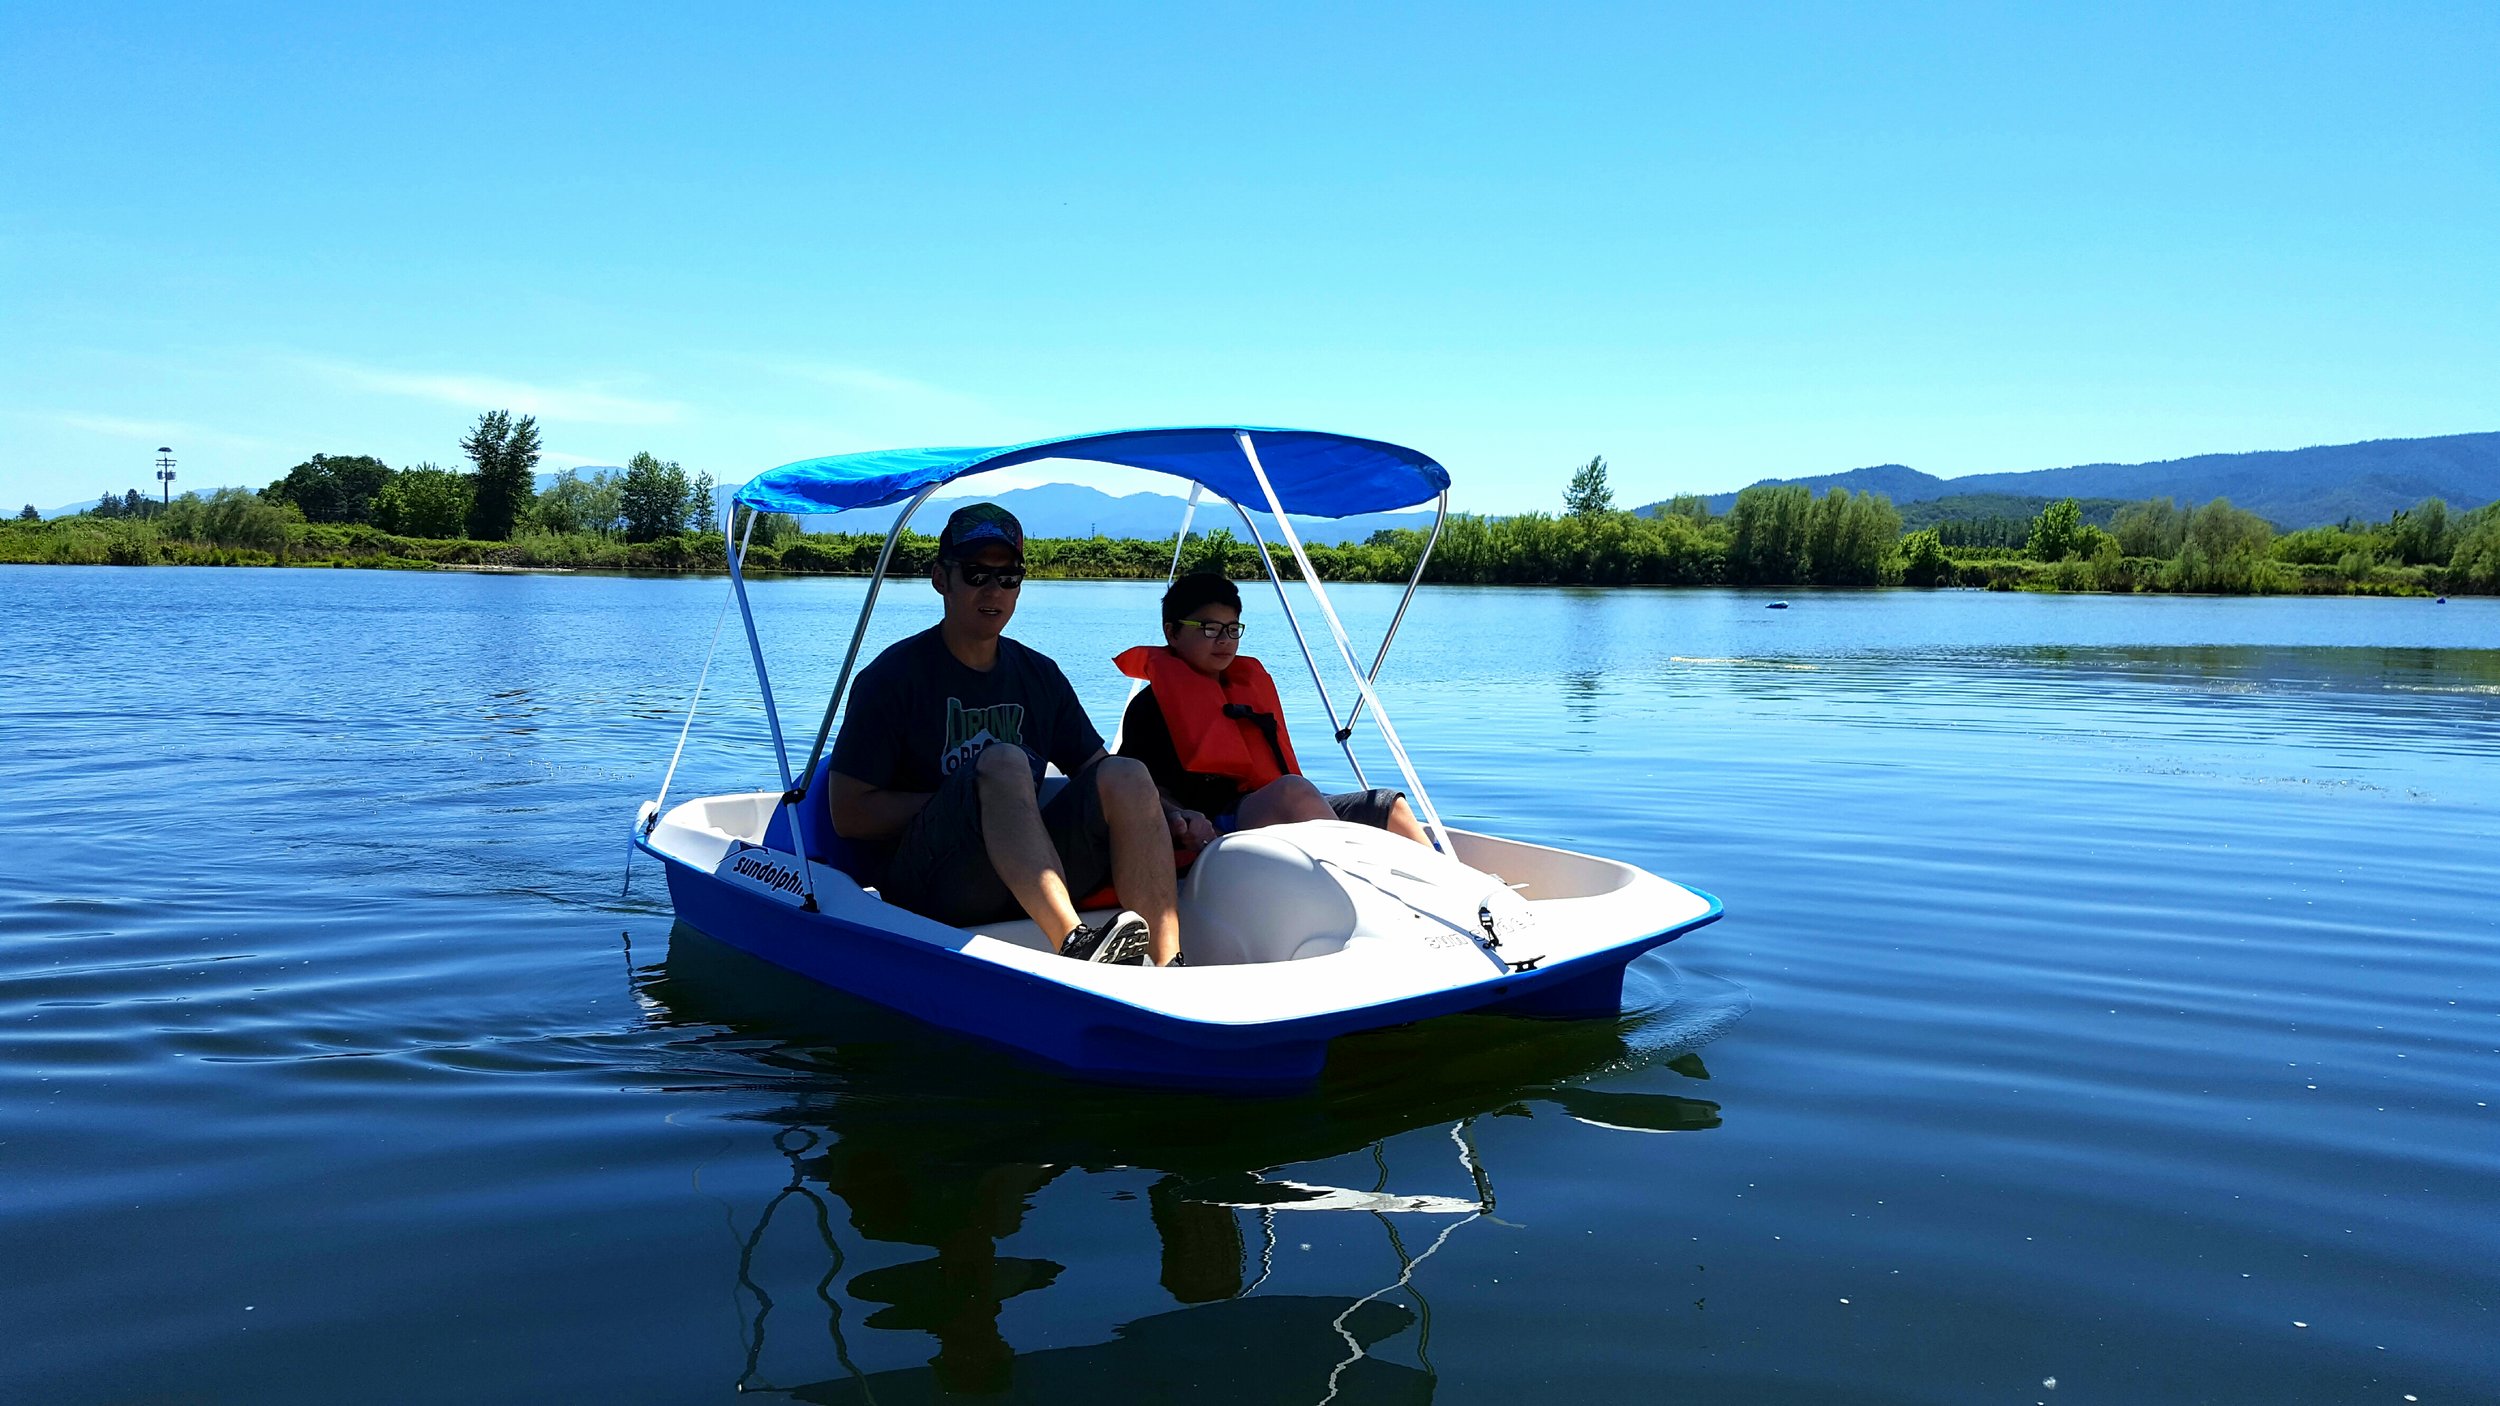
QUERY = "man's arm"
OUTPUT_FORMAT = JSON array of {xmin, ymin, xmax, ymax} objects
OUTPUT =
[{"xmin": 826, "ymin": 770, "xmax": 932, "ymax": 840}]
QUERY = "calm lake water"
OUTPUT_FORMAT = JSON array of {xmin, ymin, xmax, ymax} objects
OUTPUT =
[{"xmin": 3, "ymin": 564, "xmax": 2496, "ymax": 1404}]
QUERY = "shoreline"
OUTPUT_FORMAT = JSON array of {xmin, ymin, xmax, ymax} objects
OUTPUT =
[
  {"xmin": 0, "ymin": 555, "xmax": 2465, "ymax": 600},
  {"xmin": 5, "ymin": 508, "xmax": 2477, "ymax": 598}
]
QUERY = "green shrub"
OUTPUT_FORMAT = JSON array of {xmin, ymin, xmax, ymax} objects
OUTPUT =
[
  {"xmin": 1899, "ymin": 529, "xmax": 1953, "ymax": 587},
  {"xmin": 2445, "ymin": 503, "xmax": 2500, "ymax": 592},
  {"xmin": 2275, "ymin": 525, "xmax": 2374, "ymax": 567}
]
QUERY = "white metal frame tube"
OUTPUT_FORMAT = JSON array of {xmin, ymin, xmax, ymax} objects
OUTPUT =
[
  {"xmin": 726, "ymin": 505, "xmax": 794, "ymax": 791},
  {"xmin": 794, "ymin": 483, "xmax": 943, "ymax": 785},
  {"xmin": 1236, "ymin": 431, "xmax": 1450, "ymax": 850},
  {"xmin": 1224, "ymin": 494, "xmax": 1370, "ymax": 788},
  {"xmin": 746, "ymin": 481, "xmax": 944, "ymax": 914},
  {"xmin": 1165, "ymin": 481, "xmax": 1204, "ymax": 582},
  {"xmin": 1340, "ymin": 488, "xmax": 1447, "ymax": 736},
  {"xmin": 727, "ymin": 503, "xmax": 824, "ymax": 909}
]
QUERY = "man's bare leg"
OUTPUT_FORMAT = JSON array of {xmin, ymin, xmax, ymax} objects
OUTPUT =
[
  {"xmin": 1093, "ymin": 757, "xmax": 1182, "ymax": 965},
  {"xmin": 973, "ymin": 744, "xmax": 1084, "ymax": 948}
]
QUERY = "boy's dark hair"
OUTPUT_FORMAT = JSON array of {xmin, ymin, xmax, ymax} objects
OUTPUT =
[{"xmin": 1161, "ymin": 572, "xmax": 1242, "ymax": 623}]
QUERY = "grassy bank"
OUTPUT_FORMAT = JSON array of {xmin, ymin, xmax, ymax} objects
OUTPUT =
[{"xmin": 8, "ymin": 495, "xmax": 2491, "ymax": 597}]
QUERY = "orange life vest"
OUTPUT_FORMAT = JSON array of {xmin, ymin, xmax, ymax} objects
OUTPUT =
[{"xmin": 1113, "ymin": 646, "xmax": 1300, "ymax": 791}]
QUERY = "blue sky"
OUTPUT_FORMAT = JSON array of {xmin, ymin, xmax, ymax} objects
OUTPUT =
[{"xmin": 4, "ymin": 2, "xmax": 2493, "ymax": 514}]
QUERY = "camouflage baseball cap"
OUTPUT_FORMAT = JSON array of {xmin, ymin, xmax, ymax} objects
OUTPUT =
[{"xmin": 938, "ymin": 502, "xmax": 1024, "ymax": 560}]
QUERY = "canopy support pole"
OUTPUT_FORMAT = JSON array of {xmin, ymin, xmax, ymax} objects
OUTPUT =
[
  {"xmin": 728, "ymin": 506, "xmax": 795, "ymax": 791},
  {"xmin": 1340, "ymin": 489, "xmax": 1446, "ymax": 736},
  {"xmin": 1166, "ymin": 481, "xmax": 1204, "ymax": 582},
  {"xmin": 728, "ymin": 504, "xmax": 820, "ymax": 911},
  {"xmin": 793, "ymin": 483, "xmax": 944, "ymax": 792},
  {"xmin": 1223, "ymin": 494, "xmax": 1370, "ymax": 789},
  {"xmin": 1236, "ymin": 431, "xmax": 1451, "ymax": 852}
]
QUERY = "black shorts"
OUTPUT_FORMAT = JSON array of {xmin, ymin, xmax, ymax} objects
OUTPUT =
[{"xmin": 881, "ymin": 754, "xmax": 1118, "ymax": 926}]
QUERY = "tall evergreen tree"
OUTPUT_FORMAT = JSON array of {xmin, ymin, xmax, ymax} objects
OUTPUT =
[
  {"xmin": 685, "ymin": 471, "xmax": 716, "ymax": 532},
  {"xmin": 461, "ymin": 410, "xmax": 541, "ymax": 540},
  {"xmin": 18, "ymin": 504, "xmax": 39, "ymax": 521},
  {"xmin": 1564, "ymin": 456, "xmax": 1614, "ymax": 517}
]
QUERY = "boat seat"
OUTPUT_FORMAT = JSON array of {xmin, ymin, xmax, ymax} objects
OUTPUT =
[{"xmin": 760, "ymin": 755, "xmax": 892, "ymax": 888}]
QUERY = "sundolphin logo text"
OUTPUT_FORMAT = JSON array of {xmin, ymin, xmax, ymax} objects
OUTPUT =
[{"xmin": 731, "ymin": 852, "xmax": 806, "ymax": 895}]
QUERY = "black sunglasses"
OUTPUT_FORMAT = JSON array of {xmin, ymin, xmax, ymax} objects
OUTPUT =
[
  {"xmin": 1171, "ymin": 617, "xmax": 1247, "ymax": 640},
  {"xmin": 945, "ymin": 560, "xmax": 1024, "ymax": 590}
]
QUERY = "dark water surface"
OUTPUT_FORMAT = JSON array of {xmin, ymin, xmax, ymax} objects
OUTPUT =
[{"xmin": 3, "ymin": 565, "xmax": 2495, "ymax": 1404}]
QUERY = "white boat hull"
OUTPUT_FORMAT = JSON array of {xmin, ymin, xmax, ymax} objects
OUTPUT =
[{"xmin": 638, "ymin": 790, "xmax": 1721, "ymax": 1089}]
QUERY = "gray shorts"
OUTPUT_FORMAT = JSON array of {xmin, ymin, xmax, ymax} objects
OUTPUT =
[
  {"xmin": 881, "ymin": 755, "xmax": 1117, "ymax": 926},
  {"xmin": 1217, "ymin": 787, "xmax": 1407, "ymax": 833}
]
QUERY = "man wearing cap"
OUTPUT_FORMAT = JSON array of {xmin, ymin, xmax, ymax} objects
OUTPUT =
[{"xmin": 826, "ymin": 503, "xmax": 1176, "ymax": 966}]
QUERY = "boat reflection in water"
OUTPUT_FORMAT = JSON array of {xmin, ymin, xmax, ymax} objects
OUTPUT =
[{"xmin": 641, "ymin": 925, "xmax": 1747, "ymax": 1401}]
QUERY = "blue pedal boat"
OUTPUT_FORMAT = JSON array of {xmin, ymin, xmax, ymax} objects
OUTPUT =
[{"xmin": 632, "ymin": 427, "xmax": 1722, "ymax": 1089}]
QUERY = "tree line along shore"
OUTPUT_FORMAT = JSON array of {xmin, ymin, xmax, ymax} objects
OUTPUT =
[{"xmin": 9, "ymin": 422, "xmax": 2496, "ymax": 596}]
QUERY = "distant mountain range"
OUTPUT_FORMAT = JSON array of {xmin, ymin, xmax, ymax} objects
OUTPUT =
[{"xmin": 1647, "ymin": 431, "xmax": 2500, "ymax": 529}]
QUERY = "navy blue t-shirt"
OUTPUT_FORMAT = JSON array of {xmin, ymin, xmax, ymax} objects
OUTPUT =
[{"xmin": 830, "ymin": 627, "xmax": 1104, "ymax": 793}]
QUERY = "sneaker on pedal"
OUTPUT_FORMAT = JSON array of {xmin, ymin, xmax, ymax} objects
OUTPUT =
[{"xmin": 1062, "ymin": 910, "xmax": 1150, "ymax": 965}]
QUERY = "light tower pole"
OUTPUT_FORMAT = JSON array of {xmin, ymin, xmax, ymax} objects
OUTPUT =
[{"xmin": 156, "ymin": 447, "xmax": 176, "ymax": 507}]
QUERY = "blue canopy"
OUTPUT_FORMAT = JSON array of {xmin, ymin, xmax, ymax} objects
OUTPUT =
[{"xmin": 734, "ymin": 426, "xmax": 1450, "ymax": 520}]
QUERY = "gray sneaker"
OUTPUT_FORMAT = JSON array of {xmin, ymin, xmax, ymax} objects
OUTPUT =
[{"xmin": 1062, "ymin": 910, "xmax": 1151, "ymax": 965}]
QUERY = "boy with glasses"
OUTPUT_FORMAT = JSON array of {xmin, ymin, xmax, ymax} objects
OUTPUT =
[
  {"xmin": 1116, "ymin": 572, "xmax": 1428, "ymax": 848},
  {"xmin": 827, "ymin": 503, "xmax": 1177, "ymax": 965}
]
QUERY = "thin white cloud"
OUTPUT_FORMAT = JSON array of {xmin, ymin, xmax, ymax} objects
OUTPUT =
[
  {"xmin": 764, "ymin": 361, "xmax": 974, "ymax": 405},
  {"xmin": 299, "ymin": 357, "xmax": 687, "ymax": 425},
  {"xmin": 784, "ymin": 364, "xmax": 948, "ymax": 398},
  {"xmin": 46, "ymin": 413, "xmax": 273, "ymax": 450},
  {"xmin": 747, "ymin": 359, "xmax": 1050, "ymax": 437}
]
